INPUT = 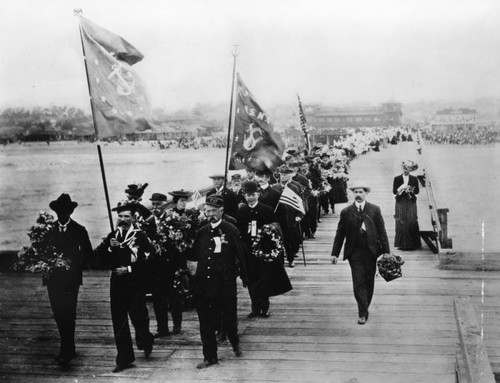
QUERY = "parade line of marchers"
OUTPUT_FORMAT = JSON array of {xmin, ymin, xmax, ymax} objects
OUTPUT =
[{"xmin": 13, "ymin": 125, "xmax": 414, "ymax": 372}]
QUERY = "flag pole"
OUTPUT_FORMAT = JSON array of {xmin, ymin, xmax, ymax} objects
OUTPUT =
[
  {"xmin": 297, "ymin": 94, "xmax": 311, "ymax": 153},
  {"xmin": 223, "ymin": 45, "xmax": 239, "ymax": 192},
  {"xmin": 75, "ymin": 9, "xmax": 114, "ymax": 231}
]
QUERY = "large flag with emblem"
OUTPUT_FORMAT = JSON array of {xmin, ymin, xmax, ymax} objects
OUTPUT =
[
  {"xmin": 229, "ymin": 74, "xmax": 284, "ymax": 172},
  {"xmin": 79, "ymin": 16, "xmax": 151, "ymax": 139}
]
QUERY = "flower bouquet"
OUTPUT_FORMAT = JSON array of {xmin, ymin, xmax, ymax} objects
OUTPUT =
[
  {"xmin": 11, "ymin": 212, "xmax": 70, "ymax": 278},
  {"xmin": 155, "ymin": 208, "xmax": 200, "ymax": 255},
  {"xmin": 252, "ymin": 224, "xmax": 284, "ymax": 263},
  {"xmin": 377, "ymin": 253, "xmax": 404, "ymax": 282}
]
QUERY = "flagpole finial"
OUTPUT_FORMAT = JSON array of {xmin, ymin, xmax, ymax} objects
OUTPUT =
[
  {"xmin": 232, "ymin": 45, "xmax": 239, "ymax": 57},
  {"xmin": 74, "ymin": 8, "xmax": 83, "ymax": 16}
]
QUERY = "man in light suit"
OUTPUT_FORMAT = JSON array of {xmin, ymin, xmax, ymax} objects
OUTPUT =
[
  {"xmin": 45, "ymin": 193, "xmax": 93, "ymax": 367},
  {"xmin": 331, "ymin": 181, "xmax": 390, "ymax": 325}
]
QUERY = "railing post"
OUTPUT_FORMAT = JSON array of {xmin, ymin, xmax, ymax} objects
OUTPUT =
[{"xmin": 437, "ymin": 208, "xmax": 452, "ymax": 248}]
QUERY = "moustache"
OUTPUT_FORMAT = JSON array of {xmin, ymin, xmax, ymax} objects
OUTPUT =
[
  {"xmin": 117, "ymin": 221, "xmax": 129, "ymax": 227},
  {"xmin": 355, "ymin": 197, "xmax": 362, "ymax": 201}
]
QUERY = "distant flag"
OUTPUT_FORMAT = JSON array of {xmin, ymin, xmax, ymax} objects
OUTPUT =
[
  {"xmin": 78, "ymin": 16, "xmax": 151, "ymax": 139},
  {"xmin": 191, "ymin": 190, "xmax": 203, "ymax": 207},
  {"xmin": 297, "ymin": 94, "xmax": 311, "ymax": 152},
  {"xmin": 278, "ymin": 184, "xmax": 305, "ymax": 215},
  {"xmin": 229, "ymin": 74, "xmax": 284, "ymax": 172}
]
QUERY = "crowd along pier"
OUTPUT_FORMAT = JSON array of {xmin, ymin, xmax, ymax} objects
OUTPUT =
[{"xmin": 0, "ymin": 140, "xmax": 499, "ymax": 382}]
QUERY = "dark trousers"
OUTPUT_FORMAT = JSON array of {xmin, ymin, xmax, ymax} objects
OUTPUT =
[
  {"xmin": 196, "ymin": 295, "xmax": 239, "ymax": 362},
  {"xmin": 152, "ymin": 284, "xmax": 182, "ymax": 334},
  {"xmin": 302, "ymin": 196, "xmax": 318, "ymax": 237},
  {"xmin": 47, "ymin": 281, "xmax": 80, "ymax": 357},
  {"xmin": 348, "ymin": 246, "xmax": 377, "ymax": 318},
  {"xmin": 248, "ymin": 281, "xmax": 270, "ymax": 315},
  {"xmin": 110, "ymin": 274, "xmax": 153, "ymax": 366}
]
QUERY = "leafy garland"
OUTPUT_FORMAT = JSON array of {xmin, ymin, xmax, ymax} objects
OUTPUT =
[
  {"xmin": 155, "ymin": 208, "xmax": 200, "ymax": 254},
  {"xmin": 251, "ymin": 224, "xmax": 284, "ymax": 263},
  {"xmin": 11, "ymin": 212, "xmax": 70, "ymax": 278}
]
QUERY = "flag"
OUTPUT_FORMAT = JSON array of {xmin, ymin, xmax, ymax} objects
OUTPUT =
[
  {"xmin": 279, "ymin": 184, "xmax": 305, "ymax": 215},
  {"xmin": 297, "ymin": 94, "xmax": 311, "ymax": 152},
  {"xmin": 229, "ymin": 74, "xmax": 284, "ymax": 172},
  {"xmin": 79, "ymin": 16, "xmax": 151, "ymax": 139}
]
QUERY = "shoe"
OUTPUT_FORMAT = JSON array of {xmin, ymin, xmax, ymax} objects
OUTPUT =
[
  {"xmin": 358, "ymin": 316, "xmax": 367, "ymax": 325},
  {"xmin": 232, "ymin": 344, "xmax": 242, "ymax": 357},
  {"xmin": 54, "ymin": 351, "xmax": 76, "ymax": 362},
  {"xmin": 144, "ymin": 343, "xmax": 153, "ymax": 358},
  {"xmin": 288, "ymin": 261, "xmax": 294, "ymax": 268},
  {"xmin": 260, "ymin": 311, "xmax": 270, "ymax": 318},
  {"xmin": 112, "ymin": 363, "xmax": 134, "ymax": 373},
  {"xmin": 172, "ymin": 325, "xmax": 182, "ymax": 334},
  {"xmin": 196, "ymin": 359, "xmax": 218, "ymax": 369},
  {"xmin": 310, "ymin": 233, "xmax": 315, "ymax": 239},
  {"xmin": 153, "ymin": 332, "xmax": 169, "ymax": 339},
  {"xmin": 247, "ymin": 312, "xmax": 259, "ymax": 318}
]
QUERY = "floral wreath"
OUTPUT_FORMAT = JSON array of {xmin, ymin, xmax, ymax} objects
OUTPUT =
[
  {"xmin": 154, "ymin": 208, "xmax": 200, "ymax": 255},
  {"xmin": 12, "ymin": 211, "xmax": 70, "ymax": 278},
  {"xmin": 251, "ymin": 223, "xmax": 284, "ymax": 263},
  {"xmin": 377, "ymin": 253, "xmax": 404, "ymax": 282}
]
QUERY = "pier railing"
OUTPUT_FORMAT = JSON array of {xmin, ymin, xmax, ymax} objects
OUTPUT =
[{"xmin": 417, "ymin": 132, "xmax": 452, "ymax": 253}]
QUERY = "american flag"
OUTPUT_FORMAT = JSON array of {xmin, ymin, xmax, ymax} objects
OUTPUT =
[
  {"xmin": 278, "ymin": 185, "xmax": 305, "ymax": 215},
  {"xmin": 297, "ymin": 94, "xmax": 311, "ymax": 152}
]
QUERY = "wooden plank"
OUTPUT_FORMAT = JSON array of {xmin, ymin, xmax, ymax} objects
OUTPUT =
[{"xmin": 454, "ymin": 296, "xmax": 496, "ymax": 383}]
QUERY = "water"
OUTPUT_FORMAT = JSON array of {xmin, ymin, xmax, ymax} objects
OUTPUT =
[
  {"xmin": 422, "ymin": 143, "xmax": 500, "ymax": 252},
  {"xmin": 0, "ymin": 141, "xmax": 226, "ymax": 250}
]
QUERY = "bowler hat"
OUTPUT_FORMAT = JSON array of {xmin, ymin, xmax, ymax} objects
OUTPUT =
[
  {"xmin": 150, "ymin": 193, "xmax": 167, "ymax": 202},
  {"xmin": 241, "ymin": 181, "xmax": 260, "ymax": 194},
  {"xmin": 205, "ymin": 194, "xmax": 224, "ymax": 208},
  {"xmin": 112, "ymin": 202, "xmax": 138, "ymax": 214},
  {"xmin": 255, "ymin": 168, "xmax": 272, "ymax": 177},
  {"xmin": 49, "ymin": 193, "xmax": 78, "ymax": 213},
  {"xmin": 168, "ymin": 189, "xmax": 193, "ymax": 199},
  {"xmin": 349, "ymin": 180, "xmax": 371, "ymax": 193},
  {"xmin": 279, "ymin": 166, "xmax": 294, "ymax": 174}
]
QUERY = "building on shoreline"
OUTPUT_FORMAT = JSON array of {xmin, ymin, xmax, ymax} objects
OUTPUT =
[
  {"xmin": 298, "ymin": 102, "xmax": 402, "ymax": 146},
  {"xmin": 430, "ymin": 108, "xmax": 477, "ymax": 130}
]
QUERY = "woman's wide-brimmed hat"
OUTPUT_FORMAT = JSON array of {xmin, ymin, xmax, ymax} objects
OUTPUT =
[
  {"xmin": 168, "ymin": 189, "xmax": 193, "ymax": 199},
  {"xmin": 125, "ymin": 183, "xmax": 149, "ymax": 196},
  {"xmin": 348, "ymin": 180, "xmax": 371, "ymax": 193},
  {"xmin": 402, "ymin": 160, "xmax": 418, "ymax": 172},
  {"xmin": 49, "ymin": 193, "xmax": 78, "ymax": 213}
]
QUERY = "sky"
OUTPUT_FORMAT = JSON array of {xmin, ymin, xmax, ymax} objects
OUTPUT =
[{"xmin": 1, "ymin": 0, "xmax": 500, "ymax": 112}]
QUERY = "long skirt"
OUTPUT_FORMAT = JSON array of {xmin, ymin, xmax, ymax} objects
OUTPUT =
[{"xmin": 394, "ymin": 198, "xmax": 421, "ymax": 250}]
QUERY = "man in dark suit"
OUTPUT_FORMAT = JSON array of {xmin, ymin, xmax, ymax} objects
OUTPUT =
[
  {"xmin": 188, "ymin": 194, "xmax": 247, "ymax": 369},
  {"xmin": 45, "ymin": 193, "xmax": 93, "ymax": 367},
  {"xmin": 255, "ymin": 168, "xmax": 281, "ymax": 210},
  {"xmin": 97, "ymin": 203, "xmax": 155, "ymax": 373},
  {"xmin": 331, "ymin": 181, "xmax": 390, "ymax": 325},
  {"xmin": 206, "ymin": 173, "xmax": 239, "ymax": 219}
]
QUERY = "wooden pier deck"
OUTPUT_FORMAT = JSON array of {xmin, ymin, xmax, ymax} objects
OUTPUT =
[{"xmin": 1, "ymin": 141, "xmax": 499, "ymax": 382}]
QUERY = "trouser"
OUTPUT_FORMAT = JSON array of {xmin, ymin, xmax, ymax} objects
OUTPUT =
[
  {"xmin": 196, "ymin": 295, "xmax": 239, "ymax": 362},
  {"xmin": 303, "ymin": 196, "xmax": 318, "ymax": 236},
  {"xmin": 348, "ymin": 246, "xmax": 377, "ymax": 318},
  {"xmin": 248, "ymin": 281, "xmax": 270, "ymax": 314},
  {"xmin": 47, "ymin": 281, "xmax": 80, "ymax": 357},
  {"xmin": 110, "ymin": 274, "xmax": 153, "ymax": 366},
  {"xmin": 152, "ymin": 281, "xmax": 182, "ymax": 334}
]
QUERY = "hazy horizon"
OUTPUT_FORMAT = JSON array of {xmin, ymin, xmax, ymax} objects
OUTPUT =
[{"xmin": 1, "ymin": 0, "xmax": 499, "ymax": 113}]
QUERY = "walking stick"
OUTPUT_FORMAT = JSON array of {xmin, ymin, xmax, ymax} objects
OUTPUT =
[{"xmin": 298, "ymin": 224, "xmax": 307, "ymax": 267}]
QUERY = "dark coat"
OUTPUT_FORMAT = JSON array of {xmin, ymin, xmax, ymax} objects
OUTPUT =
[
  {"xmin": 331, "ymin": 202, "xmax": 390, "ymax": 260},
  {"xmin": 43, "ymin": 219, "xmax": 93, "ymax": 286},
  {"xmin": 206, "ymin": 187, "xmax": 239, "ymax": 219},
  {"xmin": 190, "ymin": 221, "xmax": 246, "ymax": 303},
  {"xmin": 258, "ymin": 186, "xmax": 281, "ymax": 211},
  {"xmin": 97, "ymin": 227, "xmax": 154, "ymax": 283},
  {"xmin": 393, "ymin": 174, "xmax": 419, "ymax": 201}
]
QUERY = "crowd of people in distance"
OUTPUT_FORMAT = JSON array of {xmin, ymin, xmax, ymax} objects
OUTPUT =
[
  {"xmin": 420, "ymin": 126, "xmax": 498, "ymax": 145},
  {"xmin": 29, "ymin": 126, "xmax": 416, "ymax": 373}
]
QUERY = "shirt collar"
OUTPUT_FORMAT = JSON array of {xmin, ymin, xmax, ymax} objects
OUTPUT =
[
  {"xmin": 260, "ymin": 183, "xmax": 269, "ymax": 190},
  {"xmin": 248, "ymin": 202, "xmax": 258, "ymax": 209},
  {"xmin": 210, "ymin": 219, "xmax": 222, "ymax": 229},
  {"xmin": 355, "ymin": 201, "xmax": 366, "ymax": 210}
]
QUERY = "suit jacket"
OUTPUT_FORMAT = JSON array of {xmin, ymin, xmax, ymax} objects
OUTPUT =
[
  {"xmin": 190, "ymin": 221, "xmax": 246, "ymax": 301},
  {"xmin": 43, "ymin": 219, "xmax": 93, "ymax": 286},
  {"xmin": 393, "ymin": 174, "xmax": 419, "ymax": 201},
  {"xmin": 97, "ymin": 227, "xmax": 154, "ymax": 282},
  {"xmin": 206, "ymin": 187, "xmax": 239, "ymax": 219},
  {"xmin": 258, "ymin": 186, "xmax": 281, "ymax": 211},
  {"xmin": 235, "ymin": 202, "xmax": 277, "ymax": 248},
  {"xmin": 331, "ymin": 202, "xmax": 390, "ymax": 260}
]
